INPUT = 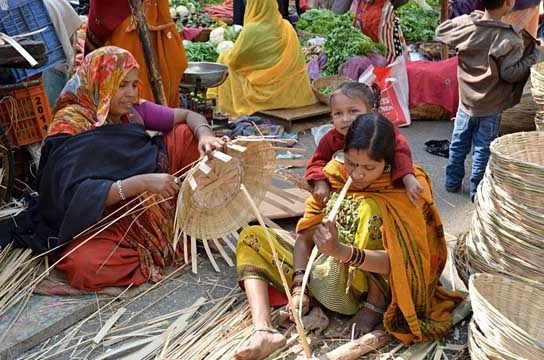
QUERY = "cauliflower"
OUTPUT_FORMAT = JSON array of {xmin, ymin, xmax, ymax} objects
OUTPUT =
[
  {"xmin": 176, "ymin": 5, "xmax": 189, "ymax": 17},
  {"xmin": 209, "ymin": 27, "xmax": 225, "ymax": 46},
  {"xmin": 216, "ymin": 40, "xmax": 234, "ymax": 54},
  {"xmin": 182, "ymin": 40, "xmax": 192, "ymax": 47},
  {"xmin": 169, "ymin": 7, "xmax": 177, "ymax": 19}
]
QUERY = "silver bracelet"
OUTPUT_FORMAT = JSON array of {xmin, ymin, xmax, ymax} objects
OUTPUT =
[
  {"xmin": 193, "ymin": 123, "xmax": 213, "ymax": 137},
  {"xmin": 116, "ymin": 180, "xmax": 126, "ymax": 201}
]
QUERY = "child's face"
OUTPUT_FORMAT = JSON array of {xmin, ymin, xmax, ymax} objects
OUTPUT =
[{"xmin": 330, "ymin": 93, "xmax": 370, "ymax": 136}]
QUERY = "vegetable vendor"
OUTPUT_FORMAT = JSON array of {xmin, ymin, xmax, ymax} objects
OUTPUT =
[
  {"xmin": 216, "ymin": 0, "xmax": 316, "ymax": 117},
  {"xmin": 86, "ymin": 0, "xmax": 187, "ymax": 107}
]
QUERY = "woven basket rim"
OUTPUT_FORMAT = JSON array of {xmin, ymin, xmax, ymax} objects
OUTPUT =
[
  {"xmin": 490, "ymin": 131, "xmax": 544, "ymax": 171},
  {"xmin": 469, "ymin": 273, "xmax": 544, "ymax": 348},
  {"xmin": 311, "ymin": 75, "xmax": 352, "ymax": 105}
]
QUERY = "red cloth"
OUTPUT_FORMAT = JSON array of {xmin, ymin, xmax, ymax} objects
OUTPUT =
[
  {"xmin": 55, "ymin": 125, "xmax": 200, "ymax": 291},
  {"xmin": 304, "ymin": 127, "xmax": 413, "ymax": 185},
  {"xmin": 406, "ymin": 57, "xmax": 459, "ymax": 117},
  {"xmin": 181, "ymin": 27, "xmax": 205, "ymax": 41}
]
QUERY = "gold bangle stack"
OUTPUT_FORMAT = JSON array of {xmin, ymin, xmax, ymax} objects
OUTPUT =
[{"xmin": 341, "ymin": 246, "xmax": 366, "ymax": 268}]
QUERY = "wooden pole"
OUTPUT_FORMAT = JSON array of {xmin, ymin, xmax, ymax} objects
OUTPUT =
[
  {"xmin": 440, "ymin": 0, "xmax": 449, "ymax": 60},
  {"xmin": 127, "ymin": 0, "xmax": 168, "ymax": 105}
]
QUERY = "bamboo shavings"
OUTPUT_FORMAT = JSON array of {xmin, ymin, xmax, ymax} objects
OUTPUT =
[
  {"xmin": 0, "ymin": 243, "xmax": 44, "ymax": 318},
  {"xmin": 0, "ymin": 198, "xmax": 25, "ymax": 220}
]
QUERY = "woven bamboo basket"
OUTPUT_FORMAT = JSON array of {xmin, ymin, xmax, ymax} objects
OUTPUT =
[
  {"xmin": 535, "ymin": 110, "xmax": 544, "ymax": 131},
  {"xmin": 409, "ymin": 103, "xmax": 451, "ymax": 120},
  {"xmin": 466, "ymin": 132, "xmax": 544, "ymax": 286},
  {"xmin": 530, "ymin": 62, "xmax": 544, "ymax": 108},
  {"xmin": 499, "ymin": 93, "xmax": 537, "ymax": 135},
  {"xmin": 468, "ymin": 319, "xmax": 519, "ymax": 360},
  {"xmin": 453, "ymin": 232, "xmax": 471, "ymax": 288},
  {"xmin": 311, "ymin": 75, "xmax": 351, "ymax": 105},
  {"xmin": 469, "ymin": 273, "xmax": 544, "ymax": 359}
]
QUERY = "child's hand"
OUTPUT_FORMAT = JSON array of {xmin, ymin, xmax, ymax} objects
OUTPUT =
[
  {"xmin": 402, "ymin": 174, "xmax": 423, "ymax": 208},
  {"xmin": 313, "ymin": 180, "xmax": 331, "ymax": 205}
]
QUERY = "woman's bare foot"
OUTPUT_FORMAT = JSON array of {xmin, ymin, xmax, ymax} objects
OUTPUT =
[
  {"xmin": 342, "ymin": 302, "xmax": 384, "ymax": 338},
  {"xmin": 234, "ymin": 327, "xmax": 286, "ymax": 360}
]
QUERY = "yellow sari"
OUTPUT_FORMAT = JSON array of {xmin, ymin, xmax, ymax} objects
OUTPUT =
[
  {"xmin": 237, "ymin": 159, "xmax": 464, "ymax": 344},
  {"xmin": 215, "ymin": 0, "xmax": 316, "ymax": 117}
]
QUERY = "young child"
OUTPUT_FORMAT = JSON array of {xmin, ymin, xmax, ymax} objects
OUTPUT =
[
  {"xmin": 304, "ymin": 82, "xmax": 423, "ymax": 207},
  {"xmin": 436, "ymin": 0, "xmax": 540, "ymax": 202}
]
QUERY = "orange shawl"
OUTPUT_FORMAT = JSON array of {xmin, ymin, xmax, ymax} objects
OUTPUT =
[{"xmin": 297, "ymin": 159, "xmax": 464, "ymax": 343}]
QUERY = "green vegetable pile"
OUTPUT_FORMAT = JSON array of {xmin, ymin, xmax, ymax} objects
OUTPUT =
[
  {"xmin": 178, "ymin": 12, "xmax": 217, "ymax": 28},
  {"xmin": 184, "ymin": 42, "xmax": 218, "ymax": 62},
  {"xmin": 296, "ymin": 9, "xmax": 354, "ymax": 36},
  {"xmin": 320, "ymin": 86, "xmax": 334, "ymax": 95},
  {"xmin": 398, "ymin": 3, "xmax": 440, "ymax": 42},
  {"xmin": 323, "ymin": 24, "xmax": 385, "ymax": 76}
]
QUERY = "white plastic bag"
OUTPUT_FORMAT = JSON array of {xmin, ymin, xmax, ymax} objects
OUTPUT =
[{"xmin": 359, "ymin": 56, "xmax": 411, "ymax": 127}]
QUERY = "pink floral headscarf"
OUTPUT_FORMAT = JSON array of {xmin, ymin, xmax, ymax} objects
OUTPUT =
[{"xmin": 49, "ymin": 46, "xmax": 139, "ymax": 136}]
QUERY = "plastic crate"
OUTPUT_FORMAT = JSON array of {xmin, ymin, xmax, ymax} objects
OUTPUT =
[
  {"xmin": 0, "ymin": 77, "xmax": 52, "ymax": 146},
  {"xmin": 0, "ymin": 0, "xmax": 66, "ymax": 83}
]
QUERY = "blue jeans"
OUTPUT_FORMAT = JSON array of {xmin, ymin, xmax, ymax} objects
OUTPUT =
[{"xmin": 445, "ymin": 108, "xmax": 501, "ymax": 200}]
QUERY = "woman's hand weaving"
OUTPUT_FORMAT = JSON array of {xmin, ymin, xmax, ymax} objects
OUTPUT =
[{"xmin": 313, "ymin": 219, "xmax": 343, "ymax": 259}]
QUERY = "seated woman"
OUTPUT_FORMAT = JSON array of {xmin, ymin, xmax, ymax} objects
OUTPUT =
[
  {"xmin": 216, "ymin": 0, "xmax": 316, "ymax": 117},
  {"xmin": 33, "ymin": 46, "xmax": 225, "ymax": 291},
  {"xmin": 235, "ymin": 113, "xmax": 464, "ymax": 360}
]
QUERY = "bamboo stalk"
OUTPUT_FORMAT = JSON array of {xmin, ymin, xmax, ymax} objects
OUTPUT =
[
  {"xmin": 93, "ymin": 307, "xmax": 127, "ymax": 344},
  {"xmin": 317, "ymin": 330, "xmax": 390, "ymax": 360},
  {"xmin": 240, "ymin": 184, "xmax": 312, "ymax": 359},
  {"xmin": 127, "ymin": 0, "xmax": 167, "ymax": 105},
  {"xmin": 299, "ymin": 177, "xmax": 352, "ymax": 317}
]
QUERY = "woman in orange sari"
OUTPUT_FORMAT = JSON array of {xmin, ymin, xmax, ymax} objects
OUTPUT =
[
  {"xmin": 86, "ymin": 0, "xmax": 187, "ymax": 107},
  {"xmin": 33, "ymin": 47, "xmax": 224, "ymax": 291},
  {"xmin": 234, "ymin": 113, "xmax": 464, "ymax": 360}
]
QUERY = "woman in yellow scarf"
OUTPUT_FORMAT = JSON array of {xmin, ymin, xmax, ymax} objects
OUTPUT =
[
  {"xmin": 216, "ymin": 0, "xmax": 316, "ymax": 117},
  {"xmin": 235, "ymin": 113, "xmax": 464, "ymax": 360}
]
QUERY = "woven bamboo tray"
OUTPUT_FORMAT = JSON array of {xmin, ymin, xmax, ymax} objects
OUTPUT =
[
  {"xmin": 469, "ymin": 273, "xmax": 544, "ymax": 360},
  {"xmin": 409, "ymin": 103, "xmax": 451, "ymax": 120},
  {"xmin": 499, "ymin": 93, "xmax": 537, "ymax": 135},
  {"xmin": 311, "ymin": 75, "xmax": 351, "ymax": 105}
]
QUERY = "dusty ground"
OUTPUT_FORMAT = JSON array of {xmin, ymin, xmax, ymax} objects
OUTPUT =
[{"xmin": 11, "ymin": 119, "xmax": 474, "ymax": 360}]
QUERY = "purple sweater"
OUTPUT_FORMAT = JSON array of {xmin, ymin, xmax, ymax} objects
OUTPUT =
[{"xmin": 133, "ymin": 101, "xmax": 175, "ymax": 132}]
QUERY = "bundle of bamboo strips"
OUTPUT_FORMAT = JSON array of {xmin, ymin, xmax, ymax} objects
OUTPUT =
[{"xmin": 0, "ymin": 243, "xmax": 44, "ymax": 319}]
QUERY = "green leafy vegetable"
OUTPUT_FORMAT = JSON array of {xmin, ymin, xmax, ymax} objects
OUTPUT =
[
  {"xmin": 323, "ymin": 24, "xmax": 385, "ymax": 76},
  {"xmin": 296, "ymin": 9, "xmax": 354, "ymax": 36},
  {"xmin": 184, "ymin": 42, "xmax": 218, "ymax": 62},
  {"xmin": 398, "ymin": 3, "xmax": 440, "ymax": 42}
]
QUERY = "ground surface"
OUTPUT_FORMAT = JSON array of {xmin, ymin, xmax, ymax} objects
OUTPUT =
[{"xmin": 4, "ymin": 118, "xmax": 475, "ymax": 360}]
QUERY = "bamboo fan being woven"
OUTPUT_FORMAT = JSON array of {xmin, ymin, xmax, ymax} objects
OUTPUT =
[
  {"xmin": 468, "ymin": 273, "xmax": 544, "ymax": 360},
  {"xmin": 174, "ymin": 138, "xmax": 276, "ymax": 273}
]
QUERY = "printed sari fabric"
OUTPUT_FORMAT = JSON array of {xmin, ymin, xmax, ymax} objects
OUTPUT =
[
  {"xmin": 215, "ymin": 0, "xmax": 316, "ymax": 117},
  {"xmin": 237, "ymin": 158, "xmax": 464, "ymax": 344},
  {"xmin": 42, "ymin": 47, "xmax": 199, "ymax": 291},
  {"xmin": 353, "ymin": 0, "xmax": 406, "ymax": 63}
]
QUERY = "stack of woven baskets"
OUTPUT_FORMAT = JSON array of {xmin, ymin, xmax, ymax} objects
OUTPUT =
[
  {"xmin": 461, "ymin": 131, "xmax": 544, "ymax": 289},
  {"xmin": 468, "ymin": 273, "xmax": 544, "ymax": 359},
  {"xmin": 530, "ymin": 62, "xmax": 544, "ymax": 131}
]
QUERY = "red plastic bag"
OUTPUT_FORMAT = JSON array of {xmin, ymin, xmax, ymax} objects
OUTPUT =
[{"xmin": 359, "ymin": 57, "xmax": 411, "ymax": 127}]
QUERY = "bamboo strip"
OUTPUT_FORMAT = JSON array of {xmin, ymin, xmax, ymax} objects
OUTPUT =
[
  {"xmin": 213, "ymin": 238, "xmax": 234, "ymax": 267},
  {"xmin": 202, "ymin": 239, "xmax": 220, "ymax": 272},
  {"xmin": 93, "ymin": 307, "xmax": 127, "ymax": 344},
  {"xmin": 299, "ymin": 177, "xmax": 352, "ymax": 317},
  {"xmin": 120, "ymin": 297, "xmax": 205, "ymax": 360},
  {"xmin": 240, "ymin": 184, "xmax": 312, "ymax": 358}
]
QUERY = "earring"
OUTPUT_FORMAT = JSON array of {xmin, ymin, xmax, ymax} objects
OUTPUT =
[{"xmin": 384, "ymin": 164, "xmax": 391, "ymax": 173}]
